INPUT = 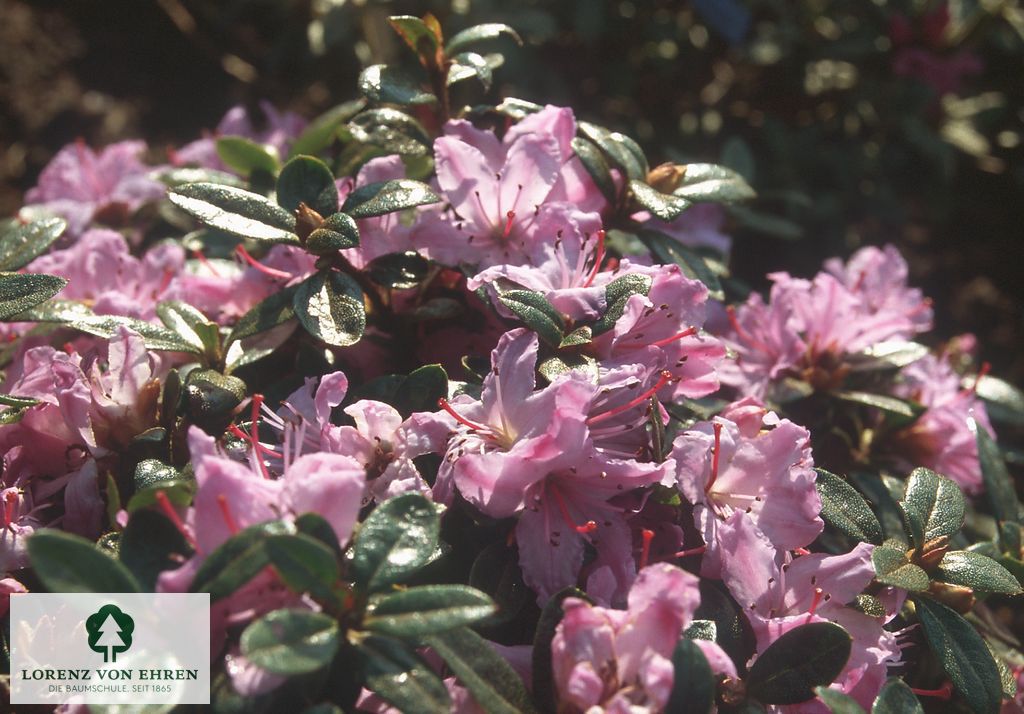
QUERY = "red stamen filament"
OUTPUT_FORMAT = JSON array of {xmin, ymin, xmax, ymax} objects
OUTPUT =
[
  {"xmin": 704, "ymin": 423, "xmax": 724, "ymax": 493},
  {"xmin": 967, "ymin": 361, "xmax": 991, "ymax": 395},
  {"xmin": 157, "ymin": 268, "xmax": 174, "ymax": 295},
  {"xmin": 227, "ymin": 424, "xmax": 283, "ymax": 457},
  {"xmin": 550, "ymin": 483, "xmax": 597, "ymax": 535},
  {"xmin": 587, "ymin": 371, "xmax": 673, "ymax": 425},
  {"xmin": 250, "ymin": 395, "xmax": 269, "ymax": 478},
  {"xmin": 155, "ymin": 490, "xmax": 198, "ymax": 551},
  {"xmin": 2, "ymin": 492, "xmax": 18, "ymax": 529},
  {"xmin": 582, "ymin": 230, "xmax": 606, "ymax": 288},
  {"xmin": 805, "ymin": 587, "xmax": 824, "ymax": 624},
  {"xmin": 674, "ymin": 545, "xmax": 707, "ymax": 559},
  {"xmin": 793, "ymin": 546, "xmax": 811, "ymax": 556},
  {"xmin": 191, "ymin": 249, "xmax": 221, "ymax": 277},
  {"xmin": 502, "ymin": 210, "xmax": 516, "ymax": 239},
  {"xmin": 911, "ymin": 683, "xmax": 954, "ymax": 700},
  {"xmin": 437, "ymin": 398, "xmax": 488, "ymax": 432},
  {"xmin": 622, "ymin": 326, "xmax": 698, "ymax": 349},
  {"xmin": 639, "ymin": 528, "xmax": 654, "ymax": 569},
  {"xmin": 727, "ymin": 305, "xmax": 772, "ymax": 353},
  {"xmin": 217, "ymin": 494, "xmax": 240, "ymax": 535},
  {"xmin": 63, "ymin": 342, "xmax": 77, "ymax": 355},
  {"xmin": 236, "ymin": 245, "xmax": 293, "ymax": 280}
]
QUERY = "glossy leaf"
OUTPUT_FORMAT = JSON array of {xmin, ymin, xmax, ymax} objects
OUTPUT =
[
  {"xmin": 364, "ymin": 585, "xmax": 496, "ymax": 638},
  {"xmin": 571, "ymin": 136, "xmax": 617, "ymax": 203},
  {"xmin": 815, "ymin": 469, "xmax": 884, "ymax": 545},
  {"xmin": 277, "ymin": 155, "xmax": 339, "ymax": 216},
  {"xmin": 351, "ymin": 494, "xmax": 440, "ymax": 592},
  {"xmin": 191, "ymin": 521, "xmax": 293, "ymax": 601},
  {"xmin": 0, "ymin": 273, "xmax": 68, "ymax": 320},
  {"xmin": 468, "ymin": 541, "xmax": 531, "ymax": 624},
  {"xmin": 168, "ymin": 182, "xmax": 298, "ymax": 244},
  {"xmin": 348, "ymin": 108, "xmax": 431, "ymax": 157},
  {"xmin": 499, "ymin": 289, "xmax": 565, "ymax": 347},
  {"xmin": 578, "ymin": 122, "xmax": 648, "ymax": 180},
  {"xmin": 27, "ymin": 529, "xmax": 142, "ymax": 593},
  {"xmin": 630, "ymin": 179, "xmax": 692, "ymax": 221},
  {"xmin": 900, "ymin": 468, "xmax": 966, "ymax": 546},
  {"xmin": 936, "ymin": 550, "xmax": 1022, "ymax": 594},
  {"xmin": 915, "ymin": 596, "xmax": 1002, "ymax": 714},
  {"xmin": 388, "ymin": 16, "xmax": 442, "ymax": 62},
  {"xmin": 673, "ymin": 163, "xmax": 755, "ymax": 203},
  {"xmin": 847, "ymin": 341, "xmax": 929, "ymax": 372},
  {"xmin": 241, "ymin": 608, "xmax": 339, "ymax": 675},
  {"xmin": 447, "ymin": 52, "xmax": 492, "ymax": 90},
  {"xmin": 668, "ymin": 639, "xmax": 715, "ymax": 714},
  {"xmin": 833, "ymin": 391, "xmax": 924, "ymax": 424},
  {"xmin": 295, "ymin": 513, "xmax": 343, "ymax": 558},
  {"xmin": 393, "ymin": 364, "xmax": 448, "ymax": 416},
  {"xmin": 157, "ymin": 300, "xmax": 220, "ymax": 357},
  {"xmin": 341, "ymin": 179, "xmax": 440, "ymax": 218},
  {"xmin": 227, "ymin": 284, "xmax": 299, "ymax": 343},
  {"xmin": 424, "ymin": 627, "xmax": 537, "ymax": 714},
  {"xmin": 746, "ymin": 622, "xmax": 852, "ymax": 705},
  {"xmin": 872, "ymin": 542, "xmax": 929, "ymax": 591},
  {"xmin": 119, "ymin": 510, "xmax": 192, "ymax": 590},
  {"xmin": 184, "ymin": 369, "xmax": 247, "ymax": 431},
  {"xmin": 0, "ymin": 216, "xmax": 65, "ymax": 270},
  {"xmin": 289, "ymin": 99, "xmax": 365, "ymax": 158},
  {"xmin": 307, "ymin": 212, "xmax": 360, "ymax": 255},
  {"xmin": 359, "ymin": 64, "xmax": 436, "ymax": 107},
  {"xmin": 636, "ymin": 229, "xmax": 724, "ymax": 300},
  {"xmin": 359, "ymin": 635, "xmax": 451, "ymax": 713},
  {"xmin": 446, "ymin": 23, "xmax": 522, "ymax": 54},
  {"xmin": 367, "ymin": 251, "xmax": 429, "ymax": 289},
  {"xmin": 971, "ymin": 417, "xmax": 1021, "ymax": 524},
  {"xmin": 216, "ymin": 137, "xmax": 280, "ymax": 177},
  {"xmin": 293, "ymin": 270, "xmax": 366, "ymax": 347},
  {"xmin": 815, "ymin": 687, "xmax": 866, "ymax": 714},
  {"xmin": 265, "ymin": 534, "xmax": 341, "ymax": 602},
  {"xmin": 871, "ymin": 677, "xmax": 923, "ymax": 714}
]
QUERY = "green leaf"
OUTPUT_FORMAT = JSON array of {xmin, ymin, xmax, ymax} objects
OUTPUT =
[
  {"xmin": 364, "ymin": 585, "xmax": 496, "ymax": 638},
  {"xmin": 936, "ymin": 550, "xmax": 1023, "ymax": 594},
  {"xmin": 388, "ymin": 16, "xmax": 441, "ymax": 61},
  {"xmin": 184, "ymin": 369, "xmax": 247, "ymax": 431},
  {"xmin": 168, "ymin": 182, "xmax": 298, "ymax": 244},
  {"xmin": 673, "ymin": 163, "xmax": 755, "ymax": 203},
  {"xmin": 293, "ymin": 270, "xmax": 366, "ymax": 347},
  {"xmin": 0, "ymin": 273, "xmax": 67, "ymax": 320},
  {"xmin": 0, "ymin": 216, "xmax": 66, "ymax": 270},
  {"xmin": 630, "ymin": 179, "xmax": 692, "ymax": 221},
  {"xmin": 915, "ymin": 596, "xmax": 1003, "ymax": 714},
  {"xmin": 871, "ymin": 677, "xmax": 923, "ymax": 714},
  {"xmin": 0, "ymin": 393, "xmax": 40, "ymax": 409},
  {"xmin": 67, "ymin": 312, "xmax": 203, "ymax": 354},
  {"xmin": 216, "ymin": 137, "xmax": 280, "ymax": 177},
  {"xmin": 683, "ymin": 619, "xmax": 717, "ymax": 641},
  {"xmin": 359, "ymin": 65, "xmax": 436, "ymax": 106},
  {"xmin": 571, "ymin": 137, "xmax": 617, "ymax": 203},
  {"xmin": 447, "ymin": 52, "xmax": 492, "ymax": 90},
  {"xmin": 157, "ymin": 300, "xmax": 220, "ymax": 357},
  {"xmin": 970, "ymin": 374, "xmax": 1024, "ymax": 426},
  {"xmin": 341, "ymin": 179, "xmax": 440, "ymax": 218},
  {"xmin": 158, "ymin": 166, "xmax": 247, "ymax": 189},
  {"xmin": 559, "ymin": 326, "xmax": 592, "ymax": 349},
  {"xmin": 971, "ymin": 418, "xmax": 1021, "ymax": 524},
  {"xmin": 635, "ymin": 229, "xmax": 724, "ymax": 300},
  {"xmin": 900, "ymin": 467, "xmax": 966, "ymax": 545},
  {"xmin": 191, "ymin": 521, "xmax": 293, "ymax": 601},
  {"xmin": 814, "ymin": 686, "xmax": 866, "ymax": 714},
  {"xmin": 276, "ymin": 155, "xmax": 339, "ymax": 217},
  {"xmin": 351, "ymin": 494, "xmax": 440, "ymax": 592},
  {"xmin": 815, "ymin": 469, "xmax": 884, "ymax": 545},
  {"xmin": 498, "ymin": 290, "xmax": 565, "ymax": 347},
  {"xmin": 746, "ymin": 622, "xmax": 852, "ymax": 705},
  {"xmin": 393, "ymin": 364, "xmax": 448, "ymax": 416},
  {"xmin": 446, "ymin": 23, "xmax": 523, "ymax": 54},
  {"xmin": 668, "ymin": 639, "xmax": 715, "ymax": 714},
  {"xmin": 265, "ymin": 534, "xmax": 341, "ymax": 602},
  {"xmin": 241, "ymin": 608, "xmax": 339, "ymax": 675},
  {"xmin": 27, "ymin": 529, "xmax": 142, "ymax": 593},
  {"xmin": 290, "ymin": 99, "xmax": 365, "ymax": 158},
  {"xmin": 833, "ymin": 391, "xmax": 925, "ymax": 424},
  {"xmin": 468, "ymin": 541, "xmax": 531, "ymax": 625},
  {"xmin": 367, "ymin": 251, "xmax": 429, "ymax": 289},
  {"xmin": 295, "ymin": 512, "xmax": 343, "ymax": 558},
  {"xmin": 227, "ymin": 284, "xmax": 299, "ymax": 343},
  {"xmin": 872, "ymin": 541, "xmax": 930, "ymax": 591},
  {"xmin": 128, "ymin": 458, "xmax": 195, "ymax": 513},
  {"xmin": 533, "ymin": 587, "xmax": 591, "ymax": 712},
  {"xmin": 307, "ymin": 212, "xmax": 360, "ymax": 255},
  {"xmin": 424, "ymin": 627, "xmax": 537, "ymax": 714},
  {"xmin": 847, "ymin": 341, "xmax": 929, "ymax": 372},
  {"xmin": 577, "ymin": 122, "xmax": 648, "ymax": 180},
  {"xmin": 348, "ymin": 108, "xmax": 431, "ymax": 157},
  {"xmin": 359, "ymin": 635, "xmax": 451, "ymax": 713},
  {"xmin": 119, "ymin": 510, "xmax": 192, "ymax": 590}
]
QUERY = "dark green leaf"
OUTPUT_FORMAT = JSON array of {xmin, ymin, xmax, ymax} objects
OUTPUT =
[
  {"xmin": 571, "ymin": 137, "xmax": 617, "ymax": 203},
  {"xmin": 537, "ymin": 352, "xmax": 598, "ymax": 383},
  {"xmin": 119, "ymin": 510, "xmax": 192, "ymax": 590},
  {"xmin": 493, "ymin": 97, "xmax": 543, "ymax": 120},
  {"xmin": 848, "ymin": 473, "xmax": 908, "ymax": 544},
  {"xmin": 266, "ymin": 534, "xmax": 341, "ymax": 602},
  {"xmin": 0, "ymin": 273, "xmax": 67, "ymax": 320},
  {"xmin": 27, "ymin": 529, "xmax": 142, "ymax": 593},
  {"xmin": 216, "ymin": 137, "xmax": 280, "ymax": 177},
  {"xmin": 341, "ymin": 179, "xmax": 440, "ymax": 218},
  {"xmin": 290, "ymin": 99, "xmax": 365, "ymax": 158},
  {"xmin": 0, "ymin": 216, "xmax": 65, "ymax": 270},
  {"xmin": 683, "ymin": 619, "xmax": 717, "ymax": 641},
  {"xmin": 668, "ymin": 638, "xmax": 715, "ymax": 714},
  {"xmin": 241, "ymin": 608, "xmax": 339, "ymax": 675},
  {"xmin": 388, "ymin": 16, "xmax": 441, "ymax": 60},
  {"xmin": 351, "ymin": 494, "xmax": 440, "ymax": 592},
  {"xmin": 578, "ymin": 122, "xmax": 648, "ymax": 180},
  {"xmin": 630, "ymin": 179, "xmax": 692, "ymax": 221},
  {"xmin": 296, "ymin": 512, "xmax": 343, "ymax": 558},
  {"xmin": 0, "ymin": 393, "xmax": 40, "ymax": 409},
  {"xmin": 498, "ymin": 290, "xmax": 565, "ymax": 347},
  {"xmin": 746, "ymin": 622, "xmax": 852, "ymax": 705},
  {"xmin": 674, "ymin": 163, "xmax": 755, "ymax": 203},
  {"xmin": 393, "ymin": 364, "xmax": 448, "ymax": 415},
  {"xmin": 915, "ymin": 596, "xmax": 1003, "ymax": 714},
  {"xmin": 815, "ymin": 469, "xmax": 884, "ymax": 545},
  {"xmin": 635, "ymin": 229, "xmax": 724, "ymax": 300},
  {"xmin": 184, "ymin": 369, "xmax": 247, "ymax": 431},
  {"xmin": 872, "ymin": 542, "xmax": 930, "ymax": 591},
  {"xmin": 901, "ymin": 468, "xmax": 966, "ymax": 545},
  {"xmin": 936, "ymin": 550, "xmax": 1023, "ymax": 594},
  {"xmin": 359, "ymin": 65, "xmax": 436, "ymax": 107},
  {"xmin": 159, "ymin": 167, "xmax": 247, "ymax": 189},
  {"xmin": 533, "ymin": 587, "xmax": 591, "ymax": 712},
  {"xmin": 815, "ymin": 688, "xmax": 865, "ymax": 713},
  {"xmin": 68, "ymin": 312, "xmax": 203, "ymax": 354},
  {"xmin": 367, "ymin": 251, "xmax": 430, "ymax": 289},
  {"xmin": 605, "ymin": 272, "xmax": 653, "ymax": 305},
  {"xmin": 970, "ymin": 374, "xmax": 1024, "ymax": 426},
  {"xmin": 833, "ymin": 391, "xmax": 925, "ymax": 424},
  {"xmin": 359, "ymin": 635, "xmax": 451, "ymax": 713},
  {"xmin": 191, "ymin": 521, "xmax": 293, "ymax": 601},
  {"xmin": 293, "ymin": 270, "xmax": 366, "ymax": 347},
  {"xmin": 365, "ymin": 585, "xmax": 496, "ymax": 638},
  {"xmin": 307, "ymin": 212, "xmax": 360, "ymax": 255},
  {"xmin": 277, "ymin": 155, "xmax": 339, "ymax": 216},
  {"xmin": 971, "ymin": 418, "xmax": 1021, "ymax": 524},
  {"xmin": 227, "ymin": 284, "xmax": 299, "ymax": 343},
  {"xmin": 168, "ymin": 182, "xmax": 298, "ymax": 244},
  {"xmin": 847, "ymin": 341, "xmax": 929, "ymax": 372},
  {"xmin": 348, "ymin": 108, "xmax": 431, "ymax": 157},
  {"xmin": 446, "ymin": 23, "xmax": 522, "ymax": 54},
  {"xmin": 157, "ymin": 300, "xmax": 220, "ymax": 357},
  {"xmin": 871, "ymin": 677, "xmax": 923, "ymax": 714},
  {"xmin": 447, "ymin": 52, "xmax": 492, "ymax": 90},
  {"xmin": 559, "ymin": 326, "xmax": 592, "ymax": 349},
  {"xmin": 128, "ymin": 458, "xmax": 195, "ymax": 513},
  {"xmin": 424, "ymin": 627, "xmax": 537, "ymax": 714},
  {"xmin": 468, "ymin": 541, "xmax": 531, "ymax": 625}
]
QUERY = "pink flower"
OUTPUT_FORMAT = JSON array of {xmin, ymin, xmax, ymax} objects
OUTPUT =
[
  {"xmin": 173, "ymin": 101, "xmax": 307, "ymax": 171},
  {"xmin": 637, "ymin": 203, "xmax": 732, "ymax": 256},
  {"xmin": 22, "ymin": 140, "xmax": 165, "ymax": 236}
]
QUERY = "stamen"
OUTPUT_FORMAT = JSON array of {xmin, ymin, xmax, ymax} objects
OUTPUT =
[
  {"xmin": 726, "ymin": 306, "xmax": 773, "ymax": 354},
  {"xmin": 549, "ymin": 483, "xmax": 597, "ymax": 535},
  {"xmin": 236, "ymin": 245, "xmax": 293, "ymax": 280},
  {"xmin": 805, "ymin": 587, "xmax": 824, "ymax": 623},
  {"xmin": 227, "ymin": 424, "xmax": 282, "ymax": 457},
  {"xmin": 582, "ymin": 230, "xmax": 606, "ymax": 288},
  {"xmin": 438, "ymin": 398, "xmax": 488, "ymax": 432},
  {"xmin": 639, "ymin": 528, "xmax": 654, "ymax": 569},
  {"xmin": 966, "ymin": 361, "xmax": 991, "ymax": 395},
  {"xmin": 674, "ymin": 545, "xmax": 707, "ymax": 559},
  {"xmin": 191, "ymin": 249, "xmax": 221, "ymax": 277},
  {"xmin": 910, "ymin": 683, "xmax": 953, "ymax": 701},
  {"xmin": 216, "ymin": 494, "xmax": 240, "ymax": 535},
  {"xmin": 2, "ymin": 491, "xmax": 18, "ymax": 529},
  {"xmin": 587, "ymin": 371, "xmax": 673, "ymax": 425},
  {"xmin": 793, "ymin": 546, "xmax": 811, "ymax": 556},
  {"xmin": 155, "ymin": 490, "xmax": 198, "ymax": 551},
  {"xmin": 621, "ymin": 327, "xmax": 698, "ymax": 349},
  {"xmin": 250, "ymin": 395, "xmax": 269, "ymax": 479},
  {"xmin": 502, "ymin": 210, "xmax": 516, "ymax": 239},
  {"xmin": 157, "ymin": 268, "xmax": 175, "ymax": 295},
  {"xmin": 704, "ymin": 423, "xmax": 724, "ymax": 493}
]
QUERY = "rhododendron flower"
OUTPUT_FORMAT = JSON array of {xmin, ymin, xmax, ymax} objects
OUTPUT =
[
  {"xmin": 21, "ymin": 140, "xmax": 165, "ymax": 236},
  {"xmin": 173, "ymin": 101, "xmax": 307, "ymax": 171},
  {"xmin": 551, "ymin": 563, "xmax": 734, "ymax": 713},
  {"xmin": 672, "ymin": 399, "xmax": 822, "ymax": 576},
  {"xmin": 636, "ymin": 203, "xmax": 732, "ymax": 256}
]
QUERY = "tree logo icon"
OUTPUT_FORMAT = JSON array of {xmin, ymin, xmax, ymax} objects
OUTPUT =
[{"xmin": 86, "ymin": 604, "xmax": 134, "ymax": 663}]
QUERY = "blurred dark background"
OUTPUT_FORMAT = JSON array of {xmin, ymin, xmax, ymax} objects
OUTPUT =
[{"xmin": 2, "ymin": 0, "xmax": 1022, "ymax": 382}]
